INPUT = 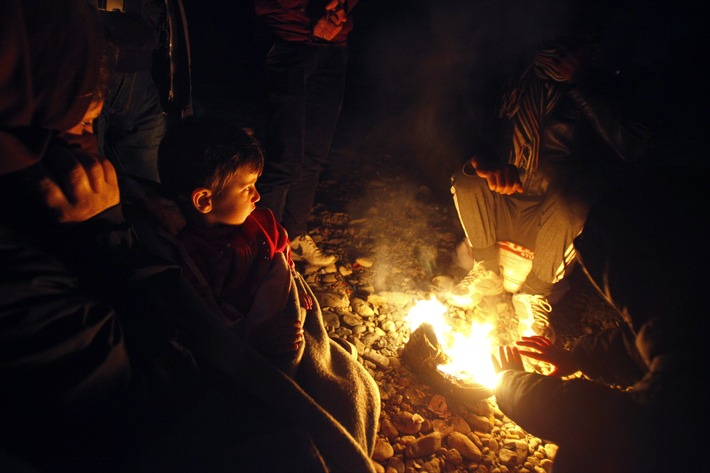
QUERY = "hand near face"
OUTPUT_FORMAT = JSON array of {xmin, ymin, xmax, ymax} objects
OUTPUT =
[{"xmin": 38, "ymin": 149, "xmax": 120, "ymax": 223}]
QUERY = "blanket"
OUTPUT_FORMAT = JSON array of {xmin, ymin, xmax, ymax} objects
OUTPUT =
[{"xmin": 121, "ymin": 177, "xmax": 381, "ymax": 472}]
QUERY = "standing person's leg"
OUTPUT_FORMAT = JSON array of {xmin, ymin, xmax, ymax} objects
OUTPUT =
[
  {"xmin": 98, "ymin": 71, "xmax": 166, "ymax": 182},
  {"xmin": 257, "ymin": 42, "xmax": 312, "ymax": 224},
  {"xmin": 283, "ymin": 45, "xmax": 348, "ymax": 240}
]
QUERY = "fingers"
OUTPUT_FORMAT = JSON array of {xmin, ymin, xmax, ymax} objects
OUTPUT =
[
  {"xmin": 516, "ymin": 335, "xmax": 553, "ymax": 351},
  {"xmin": 36, "ymin": 150, "xmax": 120, "ymax": 223},
  {"xmin": 475, "ymin": 163, "xmax": 523, "ymax": 194},
  {"xmin": 251, "ymin": 320, "xmax": 304, "ymax": 354},
  {"xmin": 516, "ymin": 349, "xmax": 548, "ymax": 362}
]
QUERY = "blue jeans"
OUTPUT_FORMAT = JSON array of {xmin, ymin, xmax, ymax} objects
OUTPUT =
[
  {"xmin": 98, "ymin": 70, "xmax": 166, "ymax": 182},
  {"xmin": 256, "ymin": 42, "xmax": 348, "ymax": 239}
]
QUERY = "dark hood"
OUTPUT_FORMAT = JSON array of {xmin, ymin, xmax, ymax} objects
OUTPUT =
[
  {"xmin": 573, "ymin": 165, "xmax": 707, "ymax": 337},
  {"xmin": 0, "ymin": 0, "xmax": 104, "ymax": 175}
]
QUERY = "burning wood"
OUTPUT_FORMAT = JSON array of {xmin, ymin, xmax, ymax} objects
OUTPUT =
[{"xmin": 402, "ymin": 322, "xmax": 494, "ymax": 403}]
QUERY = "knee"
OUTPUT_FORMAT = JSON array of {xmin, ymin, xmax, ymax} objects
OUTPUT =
[{"xmin": 451, "ymin": 167, "xmax": 488, "ymax": 199}]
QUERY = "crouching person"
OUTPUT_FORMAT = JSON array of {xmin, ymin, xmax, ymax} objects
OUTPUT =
[{"xmin": 491, "ymin": 166, "xmax": 709, "ymax": 472}]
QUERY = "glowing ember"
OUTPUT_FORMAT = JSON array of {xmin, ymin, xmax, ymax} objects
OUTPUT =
[{"xmin": 406, "ymin": 296, "xmax": 498, "ymax": 389}]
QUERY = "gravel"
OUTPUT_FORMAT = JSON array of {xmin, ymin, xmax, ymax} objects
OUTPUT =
[{"xmin": 297, "ymin": 146, "xmax": 623, "ymax": 473}]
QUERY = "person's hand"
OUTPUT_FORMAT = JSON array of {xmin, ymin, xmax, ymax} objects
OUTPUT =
[
  {"xmin": 38, "ymin": 150, "xmax": 119, "ymax": 223},
  {"xmin": 470, "ymin": 158, "xmax": 524, "ymax": 195},
  {"xmin": 313, "ymin": 0, "xmax": 346, "ymax": 41},
  {"xmin": 515, "ymin": 336, "xmax": 578, "ymax": 377},
  {"xmin": 491, "ymin": 345, "xmax": 526, "ymax": 374},
  {"xmin": 249, "ymin": 318, "xmax": 304, "ymax": 355}
]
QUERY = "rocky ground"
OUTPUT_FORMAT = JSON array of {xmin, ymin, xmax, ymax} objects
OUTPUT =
[{"xmin": 297, "ymin": 144, "xmax": 624, "ymax": 473}]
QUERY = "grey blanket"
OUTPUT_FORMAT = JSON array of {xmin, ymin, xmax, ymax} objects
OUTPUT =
[{"xmin": 124, "ymin": 178, "xmax": 381, "ymax": 472}]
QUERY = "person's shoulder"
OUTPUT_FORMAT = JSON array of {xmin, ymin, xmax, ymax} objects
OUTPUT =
[
  {"xmin": 250, "ymin": 207, "xmax": 280, "ymax": 227},
  {"xmin": 248, "ymin": 208, "xmax": 289, "ymax": 241}
]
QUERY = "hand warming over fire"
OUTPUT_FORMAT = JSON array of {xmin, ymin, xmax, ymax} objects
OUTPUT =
[
  {"xmin": 516, "ymin": 336, "xmax": 578, "ymax": 377},
  {"xmin": 491, "ymin": 345, "xmax": 525, "ymax": 375},
  {"xmin": 469, "ymin": 158, "xmax": 524, "ymax": 195}
]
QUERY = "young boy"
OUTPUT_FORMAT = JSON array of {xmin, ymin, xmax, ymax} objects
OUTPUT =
[{"xmin": 158, "ymin": 118, "xmax": 307, "ymax": 356}]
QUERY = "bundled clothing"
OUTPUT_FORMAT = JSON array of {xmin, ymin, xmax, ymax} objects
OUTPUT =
[{"xmin": 176, "ymin": 208, "xmax": 293, "ymax": 326}]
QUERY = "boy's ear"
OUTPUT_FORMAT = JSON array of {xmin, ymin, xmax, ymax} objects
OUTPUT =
[{"xmin": 191, "ymin": 188, "xmax": 213, "ymax": 214}]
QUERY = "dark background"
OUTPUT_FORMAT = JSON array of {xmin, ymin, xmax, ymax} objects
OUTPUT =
[{"xmin": 184, "ymin": 0, "xmax": 708, "ymax": 185}]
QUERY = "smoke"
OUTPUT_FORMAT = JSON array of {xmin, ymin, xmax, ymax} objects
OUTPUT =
[{"xmin": 344, "ymin": 0, "xmax": 611, "ymax": 185}]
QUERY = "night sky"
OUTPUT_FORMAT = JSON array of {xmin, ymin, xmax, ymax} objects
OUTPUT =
[{"xmin": 185, "ymin": 0, "xmax": 708, "ymax": 180}]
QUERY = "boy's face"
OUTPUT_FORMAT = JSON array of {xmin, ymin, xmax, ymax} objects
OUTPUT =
[{"xmin": 203, "ymin": 170, "xmax": 261, "ymax": 226}]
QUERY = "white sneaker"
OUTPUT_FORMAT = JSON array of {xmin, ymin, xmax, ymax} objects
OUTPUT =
[
  {"xmin": 512, "ymin": 293, "xmax": 555, "ymax": 342},
  {"xmin": 290, "ymin": 234, "xmax": 336, "ymax": 266},
  {"xmin": 447, "ymin": 261, "xmax": 504, "ymax": 307}
]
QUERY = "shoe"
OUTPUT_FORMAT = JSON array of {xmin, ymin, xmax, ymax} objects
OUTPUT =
[
  {"xmin": 290, "ymin": 234, "xmax": 336, "ymax": 266},
  {"xmin": 512, "ymin": 293, "xmax": 555, "ymax": 342},
  {"xmin": 447, "ymin": 261, "xmax": 504, "ymax": 307}
]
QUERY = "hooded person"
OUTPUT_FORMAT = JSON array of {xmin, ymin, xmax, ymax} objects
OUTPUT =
[{"xmin": 491, "ymin": 164, "xmax": 709, "ymax": 472}]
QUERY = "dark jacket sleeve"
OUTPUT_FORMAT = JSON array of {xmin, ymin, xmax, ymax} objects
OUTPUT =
[
  {"xmin": 571, "ymin": 324, "xmax": 648, "ymax": 386},
  {"xmin": 567, "ymin": 79, "xmax": 651, "ymax": 163},
  {"xmin": 494, "ymin": 370, "xmax": 649, "ymax": 473}
]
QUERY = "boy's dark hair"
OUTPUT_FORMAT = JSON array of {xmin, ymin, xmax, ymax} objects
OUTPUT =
[{"xmin": 158, "ymin": 118, "xmax": 265, "ymax": 199}]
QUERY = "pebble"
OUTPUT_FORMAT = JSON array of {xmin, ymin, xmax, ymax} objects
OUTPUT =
[{"xmin": 293, "ymin": 152, "xmax": 621, "ymax": 473}]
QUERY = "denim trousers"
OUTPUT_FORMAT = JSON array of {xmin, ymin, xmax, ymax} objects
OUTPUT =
[
  {"xmin": 257, "ymin": 41, "xmax": 348, "ymax": 239},
  {"xmin": 98, "ymin": 70, "xmax": 166, "ymax": 182}
]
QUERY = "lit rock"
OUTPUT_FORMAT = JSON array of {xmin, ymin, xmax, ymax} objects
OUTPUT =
[
  {"xmin": 543, "ymin": 443, "xmax": 558, "ymax": 460},
  {"xmin": 447, "ymin": 431, "xmax": 483, "ymax": 461},
  {"xmin": 363, "ymin": 350, "xmax": 390, "ymax": 369},
  {"xmin": 421, "ymin": 456, "xmax": 442, "ymax": 473},
  {"xmin": 431, "ymin": 419, "xmax": 454, "ymax": 437},
  {"xmin": 466, "ymin": 413, "xmax": 493, "ymax": 433},
  {"xmin": 341, "ymin": 313, "xmax": 364, "ymax": 327},
  {"xmin": 380, "ymin": 418, "xmax": 399, "ymax": 440},
  {"xmin": 356, "ymin": 257, "xmax": 374, "ymax": 268},
  {"xmin": 445, "ymin": 447, "xmax": 464, "ymax": 466},
  {"xmin": 314, "ymin": 290, "xmax": 349, "ymax": 309},
  {"xmin": 427, "ymin": 394, "xmax": 448, "ymax": 417},
  {"xmin": 352, "ymin": 297, "xmax": 375, "ymax": 317},
  {"xmin": 386, "ymin": 456, "xmax": 405, "ymax": 473},
  {"xmin": 405, "ymin": 432, "xmax": 441, "ymax": 458},
  {"xmin": 373, "ymin": 438, "xmax": 395, "ymax": 461},
  {"xmin": 451, "ymin": 416, "xmax": 472, "ymax": 435},
  {"xmin": 393, "ymin": 411, "xmax": 424, "ymax": 435}
]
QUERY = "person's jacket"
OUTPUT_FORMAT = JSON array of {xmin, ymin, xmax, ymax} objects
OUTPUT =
[{"xmin": 93, "ymin": 0, "xmax": 193, "ymax": 118}]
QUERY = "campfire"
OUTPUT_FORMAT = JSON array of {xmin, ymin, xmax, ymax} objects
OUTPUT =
[{"xmin": 401, "ymin": 294, "xmax": 541, "ymax": 403}]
